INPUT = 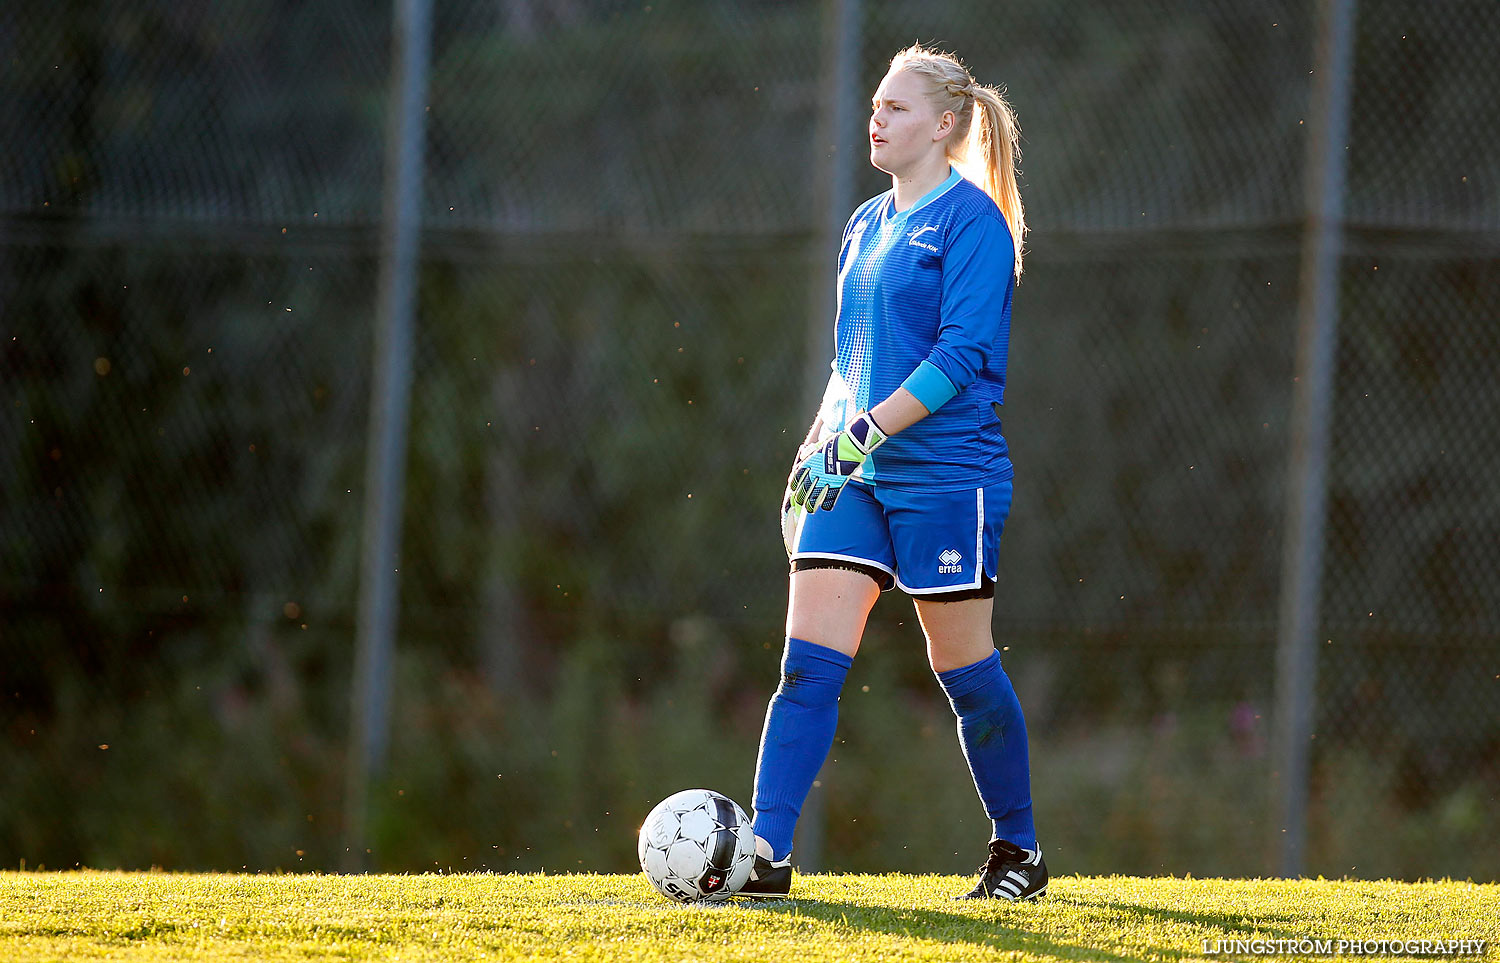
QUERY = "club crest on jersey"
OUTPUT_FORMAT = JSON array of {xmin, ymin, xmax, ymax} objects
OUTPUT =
[
  {"xmin": 907, "ymin": 224, "xmax": 940, "ymax": 253},
  {"xmin": 938, "ymin": 548, "xmax": 963, "ymax": 574}
]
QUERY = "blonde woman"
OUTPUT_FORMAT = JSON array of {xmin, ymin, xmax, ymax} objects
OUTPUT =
[{"xmin": 743, "ymin": 45, "xmax": 1044, "ymax": 901}]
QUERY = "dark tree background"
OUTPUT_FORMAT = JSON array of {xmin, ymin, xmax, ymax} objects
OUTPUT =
[{"xmin": 2, "ymin": 0, "xmax": 1497, "ymax": 879}]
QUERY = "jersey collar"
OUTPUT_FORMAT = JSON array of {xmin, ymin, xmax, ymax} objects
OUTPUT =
[{"xmin": 884, "ymin": 166, "xmax": 964, "ymax": 222}]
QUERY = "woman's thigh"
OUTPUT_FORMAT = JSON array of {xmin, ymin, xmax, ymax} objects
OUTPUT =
[{"xmin": 785, "ymin": 566, "xmax": 882, "ymax": 658}]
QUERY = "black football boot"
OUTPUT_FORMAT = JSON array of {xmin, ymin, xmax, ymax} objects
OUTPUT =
[{"xmin": 958, "ymin": 838, "xmax": 1048, "ymax": 901}]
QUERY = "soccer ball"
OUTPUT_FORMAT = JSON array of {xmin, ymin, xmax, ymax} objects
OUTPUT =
[{"xmin": 637, "ymin": 789, "xmax": 756, "ymax": 903}]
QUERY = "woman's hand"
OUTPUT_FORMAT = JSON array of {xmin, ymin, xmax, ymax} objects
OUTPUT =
[{"xmin": 787, "ymin": 412, "xmax": 888, "ymax": 511}]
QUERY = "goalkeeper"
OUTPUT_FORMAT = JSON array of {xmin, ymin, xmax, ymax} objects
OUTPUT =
[{"xmin": 741, "ymin": 44, "xmax": 1046, "ymax": 903}]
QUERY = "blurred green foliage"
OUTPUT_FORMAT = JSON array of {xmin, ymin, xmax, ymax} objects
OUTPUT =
[
  {"xmin": 7, "ymin": 622, "xmax": 1496, "ymax": 880},
  {"xmin": 3, "ymin": 0, "xmax": 1498, "ymax": 881}
]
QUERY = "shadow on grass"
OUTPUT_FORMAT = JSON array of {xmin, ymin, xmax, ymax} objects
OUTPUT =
[
  {"xmin": 1088, "ymin": 896, "xmax": 1310, "ymax": 945},
  {"xmin": 742, "ymin": 890, "xmax": 1307, "ymax": 962}
]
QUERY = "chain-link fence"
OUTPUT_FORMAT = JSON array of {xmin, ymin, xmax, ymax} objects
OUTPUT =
[{"xmin": 3, "ymin": 0, "xmax": 1497, "ymax": 881}]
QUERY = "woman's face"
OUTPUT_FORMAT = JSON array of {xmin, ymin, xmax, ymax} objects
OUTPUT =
[{"xmin": 869, "ymin": 68, "xmax": 950, "ymax": 176}]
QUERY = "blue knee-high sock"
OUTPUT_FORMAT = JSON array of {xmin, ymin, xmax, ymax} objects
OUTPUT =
[
  {"xmin": 937, "ymin": 649, "xmax": 1037, "ymax": 850},
  {"xmin": 751, "ymin": 637, "xmax": 853, "ymax": 861}
]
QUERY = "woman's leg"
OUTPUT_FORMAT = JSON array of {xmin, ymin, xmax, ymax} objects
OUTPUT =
[
  {"xmin": 917, "ymin": 594, "xmax": 1036, "ymax": 850},
  {"xmin": 750, "ymin": 566, "xmax": 881, "ymax": 861}
]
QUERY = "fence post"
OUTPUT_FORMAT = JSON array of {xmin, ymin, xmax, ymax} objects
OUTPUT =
[
  {"xmin": 802, "ymin": 0, "xmax": 863, "ymax": 416},
  {"xmin": 1273, "ymin": 0, "xmax": 1357, "ymax": 879},
  {"xmin": 343, "ymin": 0, "xmax": 433, "ymax": 873},
  {"xmin": 793, "ymin": 0, "xmax": 863, "ymax": 874}
]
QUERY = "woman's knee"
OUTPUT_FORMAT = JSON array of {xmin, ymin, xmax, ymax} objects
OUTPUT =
[{"xmin": 916, "ymin": 596, "xmax": 996, "ymax": 673}]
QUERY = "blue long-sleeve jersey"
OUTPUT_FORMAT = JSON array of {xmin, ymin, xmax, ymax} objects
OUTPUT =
[{"xmin": 817, "ymin": 167, "xmax": 1015, "ymax": 490}]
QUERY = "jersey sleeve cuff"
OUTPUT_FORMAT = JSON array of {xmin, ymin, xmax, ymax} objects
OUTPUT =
[{"xmin": 900, "ymin": 360, "xmax": 959, "ymax": 413}]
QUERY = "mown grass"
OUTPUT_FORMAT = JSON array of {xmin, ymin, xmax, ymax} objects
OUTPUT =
[{"xmin": 2, "ymin": 871, "xmax": 1496, "ymax": 961}]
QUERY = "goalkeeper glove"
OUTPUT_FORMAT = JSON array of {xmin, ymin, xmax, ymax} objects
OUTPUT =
[
  {"xmin": 787, "ymin": 412, "xmax": 888, "ymax": 512},
  {"xmin": 780, "ymin": 438, "xmax": 821, "ymax": 557}
]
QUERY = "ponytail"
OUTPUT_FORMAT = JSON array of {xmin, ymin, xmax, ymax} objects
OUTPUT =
[{"xmin": 967, "ymin": 86, "xmax": 1026, "ymax": 280}]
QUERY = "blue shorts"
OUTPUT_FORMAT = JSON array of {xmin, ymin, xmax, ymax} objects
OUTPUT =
[{"xmin": 787, "ymin": 479, "xmax": 1013, "ymax": 596}]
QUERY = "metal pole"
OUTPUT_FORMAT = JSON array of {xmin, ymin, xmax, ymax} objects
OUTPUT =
[
  {"xmin": 1272, "ymin": 0, "xmax": 1356, "ymax": 879},
  {"xmin": 344, "ymin": 0, "xmax": 433, "ymax": 873},
  {"xmin": 802, "ymin": 0, "xmax": 863, "ymax": 414},
  {"xmin": 795, "ymin": 0, "xmax": 862, "ymax": 874}
]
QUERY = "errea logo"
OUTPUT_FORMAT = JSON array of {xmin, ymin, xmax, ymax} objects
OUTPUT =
[
  {"xmin": 938, "ymin": 549, "xmax": 963, "ymax": 574},
  {"xmin": 907, "ymin": 225, "xmax": 940, "ymax": 253}
]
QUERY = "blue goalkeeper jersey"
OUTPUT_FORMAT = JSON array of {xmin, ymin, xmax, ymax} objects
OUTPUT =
[{"xmin": 817, "ymin": 167, "xmax": 1015, "ymax": 490}]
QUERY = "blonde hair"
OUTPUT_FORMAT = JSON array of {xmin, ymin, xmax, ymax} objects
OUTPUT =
[{"xmin": 889, "ymin": 44, "xmax": 1026, "ymax": 278}]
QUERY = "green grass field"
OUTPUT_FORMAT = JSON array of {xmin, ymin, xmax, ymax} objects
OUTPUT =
[{"xmin": 3, "ymin": 871, "xmax": 1496, "ymax": 961}]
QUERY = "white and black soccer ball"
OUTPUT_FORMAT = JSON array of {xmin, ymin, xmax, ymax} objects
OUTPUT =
[{"xmin": 637, "ymin": 789, "xmax": 755, "ymax": 903}]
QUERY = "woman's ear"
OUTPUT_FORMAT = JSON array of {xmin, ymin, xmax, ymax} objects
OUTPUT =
[{"xmin": 933, "ymin": 110, "xmax": 955, "ymax": 142}]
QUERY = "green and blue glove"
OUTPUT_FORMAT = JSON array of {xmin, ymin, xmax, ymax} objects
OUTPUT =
[
  {"xmin": 780, "ymin": 438, "xmax": 820, "ymax": 557},
  {"xmin": 787, "ymin": 412, "xmax": 888, "ymax": 512}
]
